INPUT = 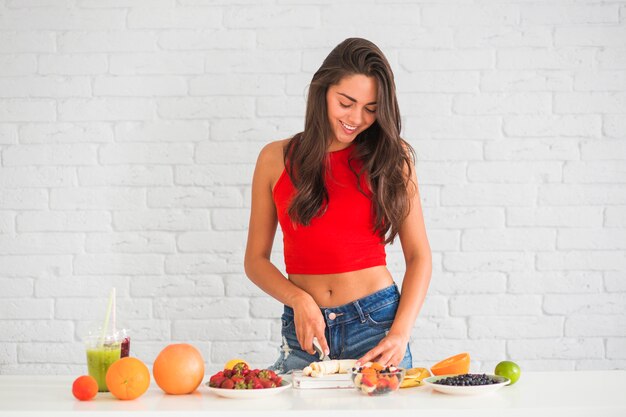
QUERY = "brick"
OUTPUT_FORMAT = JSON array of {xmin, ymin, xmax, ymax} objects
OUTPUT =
[
  {"xmin": 59, "ymin": 98, "xmax": 155, "ymax": 121},
  {"xmin": 404, "ymin": 116, "xmax": 502, "ymax": 139},
  {"xmin": 75, "ymin": 319, "xmax": 170, "ymax": 344},
  {"xmin": 485, "ymin": 138, "xmax": 580, "ymax": 161},
  {"xmin": 537, "ymin": 251, "xmax": 626, "ymax": 271},
  {"xmin": 0, "ymin": 124, "xmax": 17, "ymax": 144},
  {"xmin": 154, "ymin": 297, "xmax": 247, "ymax": 319},
  {"xmin": 127, "ymin": 7, "xmax": 221, "ymax": 29},
  {"xmin": 411, "ymin": 317, "xmax": 467, "ymax": 339},
  {"xmin": 576, "ymin": 359, "xmax": 626, "ymax": 370},
  {"xmin": 422, "ymin": 4, "xmax": 517, "ymax": 26},
  {"xmin": 174, "ymin": 319, "xmax": 270, "ymax": 341},
  {"xmin": 211, "ymin": 341, "xmax": 279, "ymax": 365},
  {"xmin": 257, "ymin": 97, "xmax": 307, "ymax": 117},
  {"xmin": 0, "ymin": 54, "xmax": 37, "ymax": 76},
  {"xmin": 0, "ymin": 320, "xmax": 73, "ymax": 342},
  {"xmin": 508, "ymin": 338, "xmax": 604, "ymax": 359},
  {"xmin": 55, "ymin": 297, "xmax": 152, "ymax": 320},
  {"xmin": 415, "ymin": 162, "xmax": 466, "ymax": 185},
  {"xmin": 204, "ymin": 50, "xmax": 300, "ymax": 73},
  {"xmin": 85, "ymin": 232, "xmax": 175, "ymax": 253},
  {"xmin": 58, "ymin": 31, "xmax": 158, "ymax": 52},
  {"xmin": 18, "ymin": 343, "xmax": 84, "ymax": 363},
  {"xmin": 50, "ymin": 188, "xmax": 145, "ymax": 210},
  {"xmin": 521, "ymin": 4, "xmax": 618, "ymax": 24},
  {"xmin": 1, "ymin": 167, "xmax": 75, "ymax": 187},
  {"xmin": 0, "ymin": 364, "xmax": 84, "ymax": 374},
  {"xmin": 115, "ymin": 121, "xmax": 208, "ymax": 142},
  {"xmin": 94, "ymin": 76, "xmax": 187, "ymax": 96},
  {"xmin": 396, "ymin": 72, "xmax": 478, "ymax": 93},
  {"xmin": 554, "ymin": 92, "xmax": 626, "ymax": 114},
  {"xmin": 165, "ymin": 254, "xmax": 240, "ymax": 274},
  {"xmin": 20, "ymin": 122, "xmax": 113, "ymax": 143},
  {"xmin": 469, "ymin": 316, "xmax": 564, "ymax": 339},
  {"xmin": 507, "ymin": 207, "xmax": 603, "ymax": 227},
  {"xmin": 468, "ymin": 161, "xmax": 562, "ymax": 183},
  {"xmin": 502, "ymin": 359, "xmax": 574, "ymax": 372},
  {"xmin": 444, "ymin": 252, "xmax": 533, "ymax": 272},
  {"xmin": 538, "ymin": 185, "xmax": 626, "ymax": 205},
  {"xmin": 429, "ymin": 272, "xmax": 507, "ymax": 294},
  {"xmin": 148, "ymin": 187, "xmax": 243, "ymax": 208},
  {"xmin": 79, "ymin": 166, "xmax": 173, "ymax": 186},
  {"xmin": 249, "ymin": 297, "xmax": 282, "ymax": 319},
  {"xmin": 158, "ymin": 97, "xmax": 254, "ymax": 119},
  {"xmin": 575, "ymin": 71, "xmax": 626, "ymax": 91},
  {"xmin": 463, "ymin": 229, "xmax": 555, "ymax": 251},
  {"xmin": 0, "ymin": 298, "xmax": 53, "ymax": 319},
  {"xmin": 497, "ymin": 48, "xmax": 594, "ymax": 70},
  {"xmin": 100, "ymin": 143, "xmax": 193, "ymax": 164},
  {"xmin": 189, "ymin": 74, "xmax": 283, "ymax": 96},
  {"xmin": 410, "ymin": 140, "xmax": 483, "ymax": 161},
  {"xmin": 419, "ymin": 296, "xmax": 448, "ymax": 317},
  {"xmin": 581, "ymin": 140, "xmax": 626, "ymax": 160},
  {"xmin": 422, "ymin": 230, "xmax": 459, "ymax": 251},
  {"xmin": 212, "ymin": 208, "xmax": 249, "ymax": 231},
  {"xmin": 226, "ymin": 5, "xmax": 319, "ymax": 27},
  {"xmin": 39, "ymin": 54, "xmax": 107, "ymax": 75},
  {"xmin": 159, "ymin": 29, "xmax": 255, "ymax": 50},
  {"xmin": 114, "ymin": 210, "xmax": 208, "ymax": 232},
  {"xmin": 455, "ymin": 92, "xmax": 551, "ymax": 115},
  {"xmin": 607, "ymin": 338, "xmax": 626, "ymax": 359},
  {"xmin": 130, "ymin": 275, "xmax": 224, "ymax": 297},
  {"xmin": 178, "ymin": 231, "xmax": 247, "ymax": 252},
  {"xmin": 74, "ymin": 254, "xmax": 164, "ymax": 275},
  {"xmin": 3, "ymin": 144, "xmax": 97, "ymax": 166},
  {"xmin": 196, "ymin": 141, "xmax": 263, "ymax": 164},
  {"xmin": 0, "ymin": 344, "xmax": 17, "ymax": 365},
  {"xmin": 397, "ymin": 94, "xmax": 453, "ymax": 116},
  {"xmin": 597, "ymin": 48, "xmax": 626, "ymax": 69},
  {"xmin": 0, "ymin": 212, "xmax": 14, "ymax": 234},
  {"xmin": 17, "ymin": 211, "xmax": 109, "ymax": 232},
  {"xmin": 605, "ymin": 271, "xmax": 626, "ymax": 292},
  {"xmin": 442, "ymin": 184, "xmax": 537, "ymax": 206},
  {"xmin": 0, "ymin": 233, "xmax": 83, "ymax": 254},
  {"xmin": 0, "ymin": 255, "xmax": 71, "ymax": 278},
  {"xmin": 0, "ymin": 9, "xmax": 126, "ymax": 30},
  {"xmin": 564, "ymin": 160, "xmax": 626, "ymax": 184},
  {"xmin": 36, "ymin": 275, "xmax": 129, "ymax": 297},
  {"xmin": 558, "ymin": 229, "xmax": 626, "ymax": 250},
  {"xmin": 414, "ymin": 339, "xmax": 505, "ymax": 361},
  {"xmin": 556, "ymin": 27, "xmax": 626, "ymax": 47},
  {"xmin": 0, "ymin": 99, "xmax": 56, "ymax": 122},
  {"xmin": 0, "ymin": 76, "xmax": 91, "ymax": 98},
  {"xmin": 110, "ymin": 52, "xmax": 204, "ymax": 75},
  {"xmin": 0, "ymin": 278, "xmax": 32, "ymax": 297},
  {"xmin": 224, "ymin": 274, "xmax": 267, "ymax": 297},
  {"xmin": 509, "ymin": 271, "xmax": 603, "ymax": 294},
  {"xmin": 451, "ymin": 294, "xmax": 542, "ymax": 316},
  {"xmin": 0, "ymin": 189, "xmax": 47, "ymax": 210},
  {"xmin": 604, "ymin": 114, "xmax": 626, "ymax": 137},
  {"xmin": 456, "ymin": 26, "xmax": 551, "ymax": 48},
  {"xmin": 176, "ymin": 164, "xmax": 254, "ymax": 186},
  {"xmin": 0, "ymin": 32, "xmax": 55, "ymax": 53},
  {"xmin": 503, "ymin": 115, "xmax": 601, "ymax": 137},
  {"xmin": 565, "ymin": 315, "xmax": 626, "ymax": 337},
  {"xmin": 544, "ymin": 293, "xmax": 626, "ymax": 315},
  {"xmin": 211, "ymin": 118, "xmax": 301, "ymax": 142},
  {"xmin": 400, "ymin": 49, "xmax": 494, "ymax": 71}
]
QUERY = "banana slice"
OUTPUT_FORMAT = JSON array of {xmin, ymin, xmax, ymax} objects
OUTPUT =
[{"xmin": 400, "ymin": 367, "xmax": 431, "ymax": 389}]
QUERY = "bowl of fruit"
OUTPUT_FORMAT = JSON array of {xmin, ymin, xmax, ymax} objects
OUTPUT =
[{"xmin": 351, "ymin": 363, "xmax": 406, "ymax": 396}]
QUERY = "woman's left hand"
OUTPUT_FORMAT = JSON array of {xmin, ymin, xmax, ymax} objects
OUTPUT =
[{"xmin": 355, "ymin": 332, "xmax": 409, "ymax": 368}]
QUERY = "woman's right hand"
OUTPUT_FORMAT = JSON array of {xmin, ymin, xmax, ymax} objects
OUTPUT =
[{"xmin": 291, "ymin": 293, "xmax": 329, "ymax": 357}]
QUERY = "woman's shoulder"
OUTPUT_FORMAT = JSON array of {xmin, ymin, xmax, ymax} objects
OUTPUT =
[{"xmin": 256, "ymin": 138, "xmax": 291, "ymax": 192}]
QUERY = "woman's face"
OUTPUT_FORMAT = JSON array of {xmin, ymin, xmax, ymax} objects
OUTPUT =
[{"xmin": 326, "ymin": 74, "xmax": 378, "ymax": 150}]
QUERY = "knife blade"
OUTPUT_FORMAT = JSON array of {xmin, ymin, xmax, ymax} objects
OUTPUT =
[{"xmin": 312, "ymin": 337, "xmax": 330, "ymax": 361}]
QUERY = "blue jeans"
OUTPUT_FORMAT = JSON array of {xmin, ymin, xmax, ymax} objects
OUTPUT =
[{"xmin": 268, "ymin": 283, "xmax": 412, "ymax": 374}]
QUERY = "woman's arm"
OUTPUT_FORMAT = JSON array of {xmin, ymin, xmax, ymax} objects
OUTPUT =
[
  {"xmin": 244, "ymin": 140, "xmax": 330, "ymax": 357},
  {"xmin": 356, "ymin": 155, "xmax": 432, "ymax": 367}
]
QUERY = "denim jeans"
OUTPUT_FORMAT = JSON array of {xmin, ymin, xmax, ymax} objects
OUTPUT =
[{"xmin": 268, "ymin": 283, "xmax": 412, "ymax": 374}]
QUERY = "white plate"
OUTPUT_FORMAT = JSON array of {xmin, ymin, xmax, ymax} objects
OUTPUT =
[
  {"xmin": 205, "ymin": 380, "xmax": 292, "ymax": 399},
  {"xmin": 423, "ymin": 374, "xmax": 509, "ymax": 396}
]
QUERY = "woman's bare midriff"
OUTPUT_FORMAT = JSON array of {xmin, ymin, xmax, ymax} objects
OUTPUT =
[{"xmin": 288, "ymin": 265, "xmax": 394, "ymax": 308}]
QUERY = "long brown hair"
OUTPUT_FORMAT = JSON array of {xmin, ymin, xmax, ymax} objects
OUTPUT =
[{"xmin": 284, "ymin": 37, "xmax": 415, "ymax": 245}]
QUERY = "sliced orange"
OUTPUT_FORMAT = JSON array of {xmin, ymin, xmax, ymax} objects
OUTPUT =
[
  {"xmin": 370, "ymin": 362, "xmax": 384, "ymax": 371},
  {"xmin": 430, "ymin": 352, "xmax": 470, "ymax": 376}
]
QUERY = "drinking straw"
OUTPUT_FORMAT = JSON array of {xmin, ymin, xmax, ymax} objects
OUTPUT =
[{"xmin": 99, "ymin": 288, "xmax": 114, "ymax": 347}]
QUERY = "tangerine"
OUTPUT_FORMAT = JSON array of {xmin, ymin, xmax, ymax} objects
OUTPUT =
[
  {"xmin": 105, "ymin": 357, "xmax": 150, "ymax": 400},
  {"xmin": 72, "ymin": 375, "xmax": 98, "ymax": 401},
  {"xmin": 430, "ymin": 352, "xmax": 470, "ymax": 376},
  {"xmin": 153, "ymin": 343, "xmax": 205, "ymax": 395}
]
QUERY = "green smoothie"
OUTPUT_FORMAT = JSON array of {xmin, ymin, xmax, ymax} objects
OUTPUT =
[{"xmin": 86, "ymin": 345, "xmax": 121, "ymax": 392}]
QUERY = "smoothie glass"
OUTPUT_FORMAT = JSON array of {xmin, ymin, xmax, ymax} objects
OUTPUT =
[{"xmin": 84, "ymin": 333, "xmax": 122, "ymax": 392}]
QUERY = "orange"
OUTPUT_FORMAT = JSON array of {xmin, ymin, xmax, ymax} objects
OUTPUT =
[
  {"xmin": 72, "ymin": 375, "xmax": 98, "ymax": 401},
  {"xmin": 153, "ymin": 343, "xmax": 205, "ymax": 395},
  {"xmin": 224, "ymin": 358, "xmax": 248, "ymax": 370},
  {"xmin": 430, "ymin": 352, "xmax": 470, "ymax": 376},
  {"xmin": 105, "ymin": 357, "xmax": 150, "ymax": 400}
]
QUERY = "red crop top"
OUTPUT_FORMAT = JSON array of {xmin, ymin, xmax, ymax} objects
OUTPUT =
[{"xmin": 272, "ymin": 142, "xmax": 387, "ymax": 274}]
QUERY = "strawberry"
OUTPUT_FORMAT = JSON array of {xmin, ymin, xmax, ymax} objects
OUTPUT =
[
  {"xmin": 272, "ymin": 376, "xmax": 282, "ymax": 386},
  {"xmin": 234, "ymin": 381, "xmax": 248, "ymax": 390},
  {"xmin": 233, "ymin": 362, "xmax": 249, "ymax": 375},
  {"xmin": 220, "ymin": 379, "xmax": 235, "ymax": 389},
  {"xmin": 223, "ymin": 369, "xmax": 233, "ymax": 378},
  {"xmin": 361, "ymin": 373, "xmax": 377, "ymax": 387},
  {"xmin": 259, "ymin": 378, "xmax": 275, "ymax": 389},
  {"xmin": 231, "ymin": 375, "xmax": 245, "ymax": 385},
  {"xmin": 209, "ymin": 375, "xmax": 226, "ymax": 388}
]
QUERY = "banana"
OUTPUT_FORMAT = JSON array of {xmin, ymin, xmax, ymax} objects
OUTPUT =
[{"xmin": 400, "ymin": 367, "xmax": 431, "ymax": 389}]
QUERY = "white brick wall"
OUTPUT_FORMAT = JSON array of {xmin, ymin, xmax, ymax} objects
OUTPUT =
[{"xmin": 0, "ymin": 0, "xmax": 624, "ymax": 375}]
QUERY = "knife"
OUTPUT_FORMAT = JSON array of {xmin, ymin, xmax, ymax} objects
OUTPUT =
[{"xmin": 312, "ymin": 337, "xmax": 330, "ymax": 361}]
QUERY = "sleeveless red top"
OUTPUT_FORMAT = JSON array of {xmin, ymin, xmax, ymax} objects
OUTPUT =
[{"xmin": 272, "ymin": 142, "xmax": 386, "ymax": 274}]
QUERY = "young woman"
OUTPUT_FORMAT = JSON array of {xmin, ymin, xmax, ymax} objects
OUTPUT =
[{"xmin": 244, "ymin": 38, "xmax": 431, "ymax": 373}]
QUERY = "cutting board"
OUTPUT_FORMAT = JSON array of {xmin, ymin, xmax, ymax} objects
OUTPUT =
[{"xmin": 290, "ymin": 371, "xmax": 354, "ymax": 389}]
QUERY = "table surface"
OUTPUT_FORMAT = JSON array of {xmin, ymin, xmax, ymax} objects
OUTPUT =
[{"xmin": 1, "ymin": 371, "xmax": 625, "ymax": 417}]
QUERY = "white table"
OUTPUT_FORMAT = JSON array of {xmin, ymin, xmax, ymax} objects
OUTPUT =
[{"xmin": 1, "ymin": 371, "xmax": 625, "ymax": 417}]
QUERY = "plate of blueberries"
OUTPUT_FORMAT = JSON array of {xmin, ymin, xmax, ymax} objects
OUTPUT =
[{"xmin": 423, "ymin": 373, "xmax": 510, "ymax": 396}]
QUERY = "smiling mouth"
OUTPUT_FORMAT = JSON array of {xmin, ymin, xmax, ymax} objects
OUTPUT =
[{"xmin": 340, "ymin": 121, "xmax": 357, "ymax": 132}]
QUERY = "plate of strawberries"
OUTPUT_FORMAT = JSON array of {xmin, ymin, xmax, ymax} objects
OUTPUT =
[{"xmin": 205, "ymin": 360, "xmax": 291, "ymax": 399}]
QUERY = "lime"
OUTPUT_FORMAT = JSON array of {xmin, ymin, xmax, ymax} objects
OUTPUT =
[{"xmin": 494, "ymin": 361, "xmax": 521, "ymax": 385}]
